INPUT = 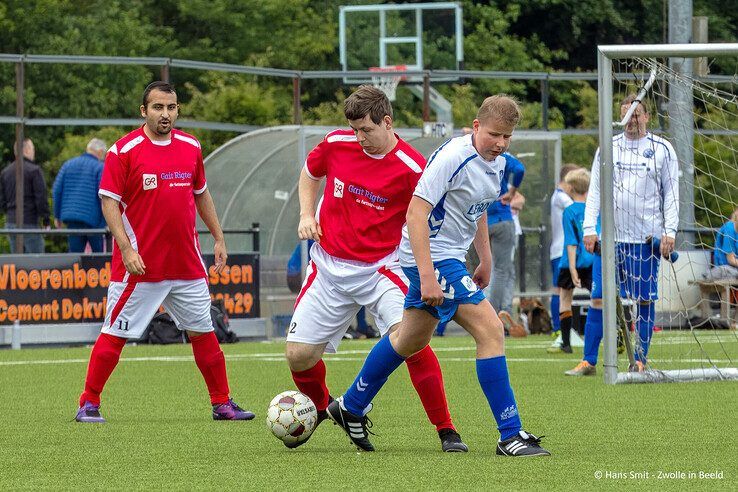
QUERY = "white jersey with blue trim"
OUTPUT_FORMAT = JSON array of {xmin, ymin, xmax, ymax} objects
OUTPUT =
[
  {"xmin": 583, "ymin": 132, "xmax": 679, "ymax": 243},
  {"xmin": 399, "ymin": 133, "xmax": 505, "ymax": 267},
  {"xmin": 550, "ymin": 188, "xmax": 573, "ymax": 260}
]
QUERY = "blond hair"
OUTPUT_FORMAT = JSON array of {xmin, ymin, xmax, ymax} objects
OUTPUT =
[
  {"xmin": 476, "ymin": 94, "xmax": 521, "ymax": 126},
  {"xmin": 565, "ymin": 168, "xmax": 591, "ymax": 195}
]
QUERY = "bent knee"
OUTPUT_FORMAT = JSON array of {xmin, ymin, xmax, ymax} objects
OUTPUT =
[{"xmin": 285, "ymin": 343, "xmax": 322, "ymax": 371}]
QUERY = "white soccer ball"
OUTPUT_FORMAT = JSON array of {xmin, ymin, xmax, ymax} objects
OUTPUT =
[{"xmin": 266, "ymin": 391, "xmax": 318, "ymax": 446}]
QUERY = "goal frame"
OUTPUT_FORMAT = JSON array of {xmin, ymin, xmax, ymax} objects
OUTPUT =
[{"xmin": 596, "ymin": 43, "xmax": 738, "ymax": 384}]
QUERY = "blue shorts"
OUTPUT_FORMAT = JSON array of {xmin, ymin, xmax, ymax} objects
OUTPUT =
[
  {"xmin": 402, "ymin": 259, "xmax": 486, "ymax": 323},
  {"xmin": 551, "ymin": 257, "xmax": 561, "ymax": 288},
  {"xmin": 591, "ymin": 243, "xmax": 659, "ymax": 301}
]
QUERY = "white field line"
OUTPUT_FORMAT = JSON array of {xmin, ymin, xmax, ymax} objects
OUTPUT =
[{"xmin": 0, "ymin": 346, "xmax": 735, "ymax": 368}]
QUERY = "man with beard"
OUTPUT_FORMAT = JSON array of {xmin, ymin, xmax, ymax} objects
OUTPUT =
[{"xmin": 74, "ymin": 81, "xmax": 254, "ymax": 423}]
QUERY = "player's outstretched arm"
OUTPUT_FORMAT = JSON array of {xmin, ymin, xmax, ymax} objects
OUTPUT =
[
  {"xmin": 406, "ymin": 196, "xmax": 444, "ymax": 306},
  {"xmin": 195, "ymin": 189, "xmax": 227, "ymax": 273},
  {"xmin": 101, "ymin": 196, "xmax": 146, "ymax": 275},
  {"xmin": 297, "ymin": 168, "xmax": 322, "ymax": 242},
  {"xmin": 472, "ymin": 214, "xmax": 492, "ymax": 289}
]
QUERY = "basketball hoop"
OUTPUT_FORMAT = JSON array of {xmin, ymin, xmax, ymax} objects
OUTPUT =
[{"xmin": 369, "ymin": 65, "xmax": 407, "ymax": 102}]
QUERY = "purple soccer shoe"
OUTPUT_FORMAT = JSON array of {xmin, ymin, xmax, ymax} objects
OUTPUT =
[
  {"xmin": 212, "ymin": 399, "xmax": 255, "ymax": 421},
  {"xmin": 75, "ymin": 402, "xmax": 106, "ymax": 423}
]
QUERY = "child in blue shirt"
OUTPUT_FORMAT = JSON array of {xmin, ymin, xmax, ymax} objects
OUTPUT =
[{"xmin": 552, "ymin": 168, "xmax": 593, "ymax": 353}]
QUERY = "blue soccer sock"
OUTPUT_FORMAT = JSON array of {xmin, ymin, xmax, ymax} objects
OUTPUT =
[
  {"xmin": 435, "ymin": 320, "xmax": 448, "ymax": 336},
  {"xmin": 551, "ymin": 295, "xmax": 560, "ymax": 332},
  {"xmin": 355, "ymin": 307, "xmax": 369, "ymax": 330},
  {"xmin": 476, "ymin": 356, "xmax": 522, "ymax": 441},
  {"xmin": 583, "ymin": 307, "xmax": 603, "ymax": 366},
  {"xmin": 635, "ymin": 303, "xmax": 655, "ymax": 363},
  {"xmin": 342, "ymin": 335, "xmax": 405, "ymax": 416}
]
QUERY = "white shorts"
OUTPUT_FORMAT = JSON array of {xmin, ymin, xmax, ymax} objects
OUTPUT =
[
  {"xmin": 287, "ymin": 244, "xmax": 408, "ymax": 353},
  {"xmin": 101, "ymin": 279, "xmax": 213, "ymax": 339}
]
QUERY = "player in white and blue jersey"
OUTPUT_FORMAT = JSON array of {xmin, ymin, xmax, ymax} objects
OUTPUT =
[
  {"xmin": 581, "ymin": 94, "xmax": 679, "ymax": 372},
  {"xmin": 549, "ymin": 164, "xmax": 578, "ymax": 333},
  {"xmin": 328, "ymin": 95, "xmax": 550, "ymax": 457}
]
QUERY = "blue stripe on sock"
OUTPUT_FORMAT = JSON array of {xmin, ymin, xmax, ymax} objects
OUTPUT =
[
  {"xmin": 583, "ymin": 307, "xmax": 603, "ymax": 366},
  {"xmin": 476, "ymin": 356, "xmax": 521, "ymax": 441},
  {"xmin": 342, "ymin": 336, "xmax": 405, "ymax": 415}
]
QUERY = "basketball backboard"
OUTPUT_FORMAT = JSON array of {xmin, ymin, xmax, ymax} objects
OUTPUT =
[{"xmin": 339, "ymin": 2, "xmax": 463, "ymax": 84}]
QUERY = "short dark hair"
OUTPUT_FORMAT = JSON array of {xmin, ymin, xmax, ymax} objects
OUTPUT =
[
  {"xmin": 344, "ymin": 85, "xmax": 393, "ymax": 124},
  {"xmin": 142, "ymin": 81, "xmax": 176, "ymax": 108},
  {"xmin": 560, "ymin": 163, "xmax": 580, "ymax": 182}
]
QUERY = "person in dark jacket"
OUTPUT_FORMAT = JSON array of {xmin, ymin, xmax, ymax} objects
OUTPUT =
[
  {"xmin": 0, "ymin": 138, "xmax": 50, "ymax": 253},
  {"xmin": 52, "ymin": 138, "xmax": 107, "ymax": 252}
]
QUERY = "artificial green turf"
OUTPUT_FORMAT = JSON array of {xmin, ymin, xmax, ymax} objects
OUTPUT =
[{"xmin": 0, "ymin": 335, "xmax": 736, "ymax": 490}]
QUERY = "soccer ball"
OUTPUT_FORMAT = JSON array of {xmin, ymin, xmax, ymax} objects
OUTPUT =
[{"xmin": 266, "ymin": 391, "xmax": 318, "ymax": 446}]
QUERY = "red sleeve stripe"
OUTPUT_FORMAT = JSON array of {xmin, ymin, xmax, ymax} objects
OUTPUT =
[
  {"xmin": 293, "ymin": 261, "xmax": 318, "ymax": 309},
  {"xmin": 378, "ymin": 266, "xmax": 408, "ymax": 295}
]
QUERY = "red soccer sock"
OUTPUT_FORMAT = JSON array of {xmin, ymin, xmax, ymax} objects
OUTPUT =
[
  {"xmin": 191, "ymin": 332, "xmax": 231, "ymax": 405},
  {"xmin": 405, "ymin": 344, "xmax": 455, "ymax": 432},
  {"xmin": 79, "ymin": 333, "xmax": 127, "ymax": 406},
  {"xmin": 291, "ymin": 359, "xmax": 331, "ymax": 412}
]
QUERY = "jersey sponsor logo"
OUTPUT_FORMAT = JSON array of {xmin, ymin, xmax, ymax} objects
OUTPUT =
[
  {"xmin": 160, "ymin": 171, "xmax": 193, "ymax": 180},
  {"xmin": 348, "ymin": 184, "xmax": 389, "ymax": 210},
  {"xmin": 466, "ymin": 200, "xmax": 492, "ymax": 221},
  {"xmin": 143, "ymin": 174, "xmax": 158, "ymax": 190},
  {"xmin": 333, "ymin": 177, "xmax": 344, "ymax": 198}
]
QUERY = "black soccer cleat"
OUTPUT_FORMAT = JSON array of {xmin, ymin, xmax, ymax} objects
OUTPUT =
[
  {"xmin": 496, "ymin": 430, "xmax": 551, "ymax": 457},
  {"xmin": 284, "ymin": 397, "xmax": 333, "ymax": 449},
  {"xmin": 439, "ymin": 428, "xmax": 468, "ymax": 452},
  {"xmin": 326, "ymin": 397, "xmax": 375, "ymax": 452}
]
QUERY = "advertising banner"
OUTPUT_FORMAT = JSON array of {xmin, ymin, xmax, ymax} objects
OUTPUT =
[{"xmin": 0, "ymin": 253, "xmax": 259, "ymax": 325}]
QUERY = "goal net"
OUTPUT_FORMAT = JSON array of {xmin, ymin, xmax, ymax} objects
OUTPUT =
[{"xmin": 597, "ymin": 44, "xmax": 738, "ymax": 384}]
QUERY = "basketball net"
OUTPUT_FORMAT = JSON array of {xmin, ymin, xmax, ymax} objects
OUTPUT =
[{"xmin": 369, "ymin": 65, "xmax": 407, "ymax": 102}]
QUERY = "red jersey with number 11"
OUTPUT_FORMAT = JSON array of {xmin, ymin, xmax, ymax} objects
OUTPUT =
[
  {"xmin": 305, "ymin": 129, "xmax": 426, "ymax": 263},
  {"xmin": 99, "ymin": 127, "xmax": 208, "ymax": 283}
]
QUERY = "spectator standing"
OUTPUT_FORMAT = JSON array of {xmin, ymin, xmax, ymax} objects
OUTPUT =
[
  {"xmin": 487, "ymin": 152, "xmax": 525, "ymax": 315},
  {"xmin": 53, "ymin": 138, "xmax": 107, "ymax": 252},
  {"xmin": 0, "ymin": 138, "xmax": 49, "ymax": 253}
]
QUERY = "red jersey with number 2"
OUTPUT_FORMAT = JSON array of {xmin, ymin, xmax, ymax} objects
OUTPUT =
[
  {"xmin": 99, "ymin": 127, "xmax": 208, "ymax": 283},
  {"xmin": 304, "ymin": 129, "xmax": 426, "ymax": 263}
]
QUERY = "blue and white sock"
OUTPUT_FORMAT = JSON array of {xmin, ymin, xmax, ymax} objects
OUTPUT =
[
  {"xmin": 342, "ymin": 336, "xmax": 405, "ymax": 416},
  {"xmin": 635, "ymin": 303, "xmax": 655, "ymax": 363},
  {"xmin": 583, "ymin": 307, "xmax": 603, "ymax": 366},
  {"xmin": 551, "ymin": 295, "xmax": 560, "ymax": 332},
  {"xmin": 476, "ymin": 356, "xmax": 522, "ymax": 441}
]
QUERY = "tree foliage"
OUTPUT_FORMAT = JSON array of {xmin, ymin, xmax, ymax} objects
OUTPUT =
[{"xmin": 0, "ymin": 0, "xmax": 735, "ymax": 237}]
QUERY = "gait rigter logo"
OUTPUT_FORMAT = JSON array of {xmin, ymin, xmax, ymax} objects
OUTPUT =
[{"xmin": 143, "ymin": 173, "xmax": 158, "ymax": 190}]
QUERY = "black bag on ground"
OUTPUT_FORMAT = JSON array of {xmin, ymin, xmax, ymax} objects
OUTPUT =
[
  {"xmin": 145, "ymin": 301, "xmax": 239, "ymax": 344},
  {"xmin": 210, "ymin": 299, "xmax": 239, "ymax": 344},
  {"xmin": 147, "ymin": 312, "xmax": 187, "ymax": 344}
]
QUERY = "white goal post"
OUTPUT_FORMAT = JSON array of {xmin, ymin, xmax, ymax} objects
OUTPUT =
[{"xmin": 597, "ymin": 43, "xmax": 738, "ymax": 385}]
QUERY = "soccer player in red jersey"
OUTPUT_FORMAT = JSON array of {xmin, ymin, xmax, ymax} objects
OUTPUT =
[
  {"xmin": 74, "ymin": 81, "xmax": 254, "ymax": 423},
  {"xmin": 285, "ymin": 86, "xmax": 466, "ymax": 452}
]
